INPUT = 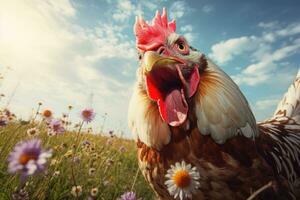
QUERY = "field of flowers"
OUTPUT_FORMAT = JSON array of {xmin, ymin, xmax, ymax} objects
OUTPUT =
[{"xmin": 0, "ymin": 107, "xmax": 155, "ymax": 200}]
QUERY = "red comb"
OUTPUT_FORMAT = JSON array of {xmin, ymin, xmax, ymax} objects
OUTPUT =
[{"xmin": 134, "ymin": 8, "xmax": 176, "ymax": 52}]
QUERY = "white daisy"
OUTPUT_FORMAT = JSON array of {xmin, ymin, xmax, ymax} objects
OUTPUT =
[
  {"xmin": 26, "ymin": 128, "xmax": 40, "ymax": 136},
  {"xmin": 71, "ymin": 185, "xmax": 82, "ymax": 197},
  {"xmin": 89, "ymin": 167, "xmax": 96, "ymax": 176},
  {"xmin": 53, "ymin": 170, "xmax": 60, "ymax": 176},
  {"xmin": 165, "ymin": 161, "xmax": 200, "ymax": 200},
  {"xmin": 90, "ymin": 187, "xmax": 98, "ymax": 197}
]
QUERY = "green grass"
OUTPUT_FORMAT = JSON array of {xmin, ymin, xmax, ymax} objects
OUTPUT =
[{"xmin": 0, "ymin": 122, "xmax": 155, "ymax": 200}]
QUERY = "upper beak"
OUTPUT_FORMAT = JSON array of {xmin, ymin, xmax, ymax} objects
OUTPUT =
[{"xmin": 143, "ymin": 51, "xmax": 183, "ymax": 74}]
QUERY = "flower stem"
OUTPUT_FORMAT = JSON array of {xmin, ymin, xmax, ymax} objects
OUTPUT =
[
  {"xmin": 70, "ymin": 121, "xmax": 84, "ymax": 190},
  {"xmin": 130, "ymin": 168, "xmax": 140, "ymax": 191},
  {"xmin": 32, "ymin": 104, "xmax": 41, "ymax": 123}
]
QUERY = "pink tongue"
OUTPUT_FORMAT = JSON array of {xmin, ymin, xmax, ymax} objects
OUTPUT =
[{"xmin": 158, "ymin": 88, "xmax": 188, "ymax": 126}]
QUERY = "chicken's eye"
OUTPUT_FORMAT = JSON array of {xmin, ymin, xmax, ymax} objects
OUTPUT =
[
  {"xmin": 177, "ymin": 43, "xmax": 185, "ymax": 51},
  {"xmin": 175, "ymin": 41, "xmax": 189, "ymax": 55}
]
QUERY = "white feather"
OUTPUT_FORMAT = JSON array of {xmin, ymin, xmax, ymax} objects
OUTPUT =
[
  {"xmin": 128, "ymin": 82, "xmax": 171, "ymax": 150},
  {"xmin": 274, "ymin": 69, "xmax": 300, "ymax": 123},
  {"xmin": 195, "ymin": 59, "xmax": 258, "ymax": 143}
]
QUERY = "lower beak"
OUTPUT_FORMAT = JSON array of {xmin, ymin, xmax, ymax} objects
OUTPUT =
[{"xmin": 143, "ymin": 51, "xmax": 183, "ymax": 73}]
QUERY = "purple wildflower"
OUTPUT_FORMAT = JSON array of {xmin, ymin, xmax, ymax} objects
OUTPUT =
[
  {"xmin": 72, "ymin": 156, "xmax": 80, "ymax": 164},
  {"xmin": 48, "ymin": 119, "xmax": 65, "ymax": 135},
  {"xmin": 109, "ymin": 130, "xmax": 114, "ymax": 137},
  {"xmin": 119, "ymin": 146, "xmax": 126, "ymax": 153},
  {"xmin": 80, "ymin": 108, "xmax": 96, "ymax": 123},
  {"xmin": 7, "ymin": 139, "xmax": 52, "ymax": 179},
  {"xmin": 82, "ymin": 140, "xmax": 91, "ymax": 146},
  {"xmin": 119, "ymin": 192, "xmax": 137, "ymax": 200},
  {"xmin": 4, "ymin": 109, "xmax": 11, "ymax": 117},
  {"xmin": 12, "ymin": 188, "xmax": 29, "ymax": 200},
  {"xmin": 0, "ymin": 117, "xmax": 8, "ymax": 127}
]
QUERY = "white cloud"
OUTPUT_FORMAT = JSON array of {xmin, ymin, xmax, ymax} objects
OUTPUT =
[
  {"xmin": 258, "ymin": 21, "xmax": 300, "ymax": 36},
  {"xmin": 111, "ymin": 0, "xmax": 159, "ymax": 22},
  {"xmin": 251, "ymin": 97, "xmax": 282, "ymax": 121},
  {"xmin": 210, "ymin": 20, "xmax": 300, "ymax": 86},
  {"xmin": 231, "ymin": 72, "xmax": 270, "ymax": 86},
  {"xmin": 210, "ymin": 21, "xmax": 300, "ymax": 66},
  {"xmin": 255, "ymin": 99, "xmax": 280, "ymax": 110},
  {"xmin": 259, "ymin": 22, "xmax": 300, "ymax": 43},
  {"xmin": 112, "ymin": 0, "xmax": 139, "ymax": 22},
  {"xmin": 209, "ymin": 36, "xmax": 259, "ymax": 64},
  {"xmin": 261, "ymin": 32, "xmax": 276, "ymax": 43},
  {"xmin": 170, "ymin": 1, "xmax": 187, "ymax": 19},
  {"xmin": 180, "ymin": 25, "xmax": 193, "ymax": 32},
  {"xmin": 232, "ymin": 40, "xmax": 300, "ymax": 86},
  {"xmin": 183, "ymin": 33, "xmax": 194, "ymax": 43},
  {"xmin": 180, "ymin": 25, "xmax": 195, "ymax": 42},
  {"xmin": 202, "ymin": 5, "xmax": 214, "ymax": 13},
  {"xmin": 276, "ymin": 23, "xmax": 300, "ymax": 37},
  {"xmin": 44, "ymin": 0, "xmax": 76, "ymax": 17},
  {"xmin": 258, "ymin": 21, "xmax": 279, "ymax": 29},
  {"xmin": 141, "ymin": 1, "xmax": 158, "ymax": 11}
]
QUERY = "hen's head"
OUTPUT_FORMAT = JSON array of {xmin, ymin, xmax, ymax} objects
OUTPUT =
[{"xmin": 134, "ymin": 8, "xmax": 206, "ymax": 127}]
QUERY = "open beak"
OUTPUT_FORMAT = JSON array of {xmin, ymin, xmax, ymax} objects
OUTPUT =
[
  {"xmin": 143, "ymin": 51, "xmax": 183, "ymax": 73},
  {"xmin": 141, "ymin": 51, "xmax": 200, "ymax": 127}
]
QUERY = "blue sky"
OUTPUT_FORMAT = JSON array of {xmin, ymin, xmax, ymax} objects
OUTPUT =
[{"xmin": 0, "ymin": 0, "xmax": 299, "ymax": 137}]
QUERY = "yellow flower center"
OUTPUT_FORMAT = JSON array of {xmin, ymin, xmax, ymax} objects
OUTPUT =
[
  {"xmin": 172, "ymin": 170, "xmax": 191, "ymax": 188},
  {"xmin": 43, "ymin": 110, "xmax": 52, "ymax": 118},
  {"xmin": 52, "ymin": 124, "xmax": 60, "ymax": 131},
  {"xmin": 82, "ymin": 110, "xmax": 92, "ymax": 118},
  {"xmin": 19, "ymin": 153, "xmax": 37, "ymax": 165}
]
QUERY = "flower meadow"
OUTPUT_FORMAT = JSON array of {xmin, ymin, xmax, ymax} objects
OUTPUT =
[{"xmin": 0, "ymin": 105, "xmax": 154, "ymax": 199}]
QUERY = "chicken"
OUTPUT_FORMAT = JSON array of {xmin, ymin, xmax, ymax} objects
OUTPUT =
[{"xmin": 128, "ymin": 8, "xmax": 300, "ymax": 200}]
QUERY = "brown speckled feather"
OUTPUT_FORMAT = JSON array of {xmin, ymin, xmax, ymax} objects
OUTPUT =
[{"xmin": 137, "ymin": 127, "xmax": 282, "ymax": 200}]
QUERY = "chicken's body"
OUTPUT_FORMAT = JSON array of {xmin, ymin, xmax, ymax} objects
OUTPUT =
[{"xmin": 128, "ymin": 8, "xmax": 300, "ymax": 200}]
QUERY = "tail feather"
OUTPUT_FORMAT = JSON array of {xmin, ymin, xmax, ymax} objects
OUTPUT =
[
  {"xmin": 274, "ymin": 69, "xmax": 300, "ymax": 122},
  {"xmin": 257, "ymin": 69, "xmax": 300, "ymax": 196},
  {"xmin": 258, "ymin": 118, "xmax": 300, "ymax": 195}
]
